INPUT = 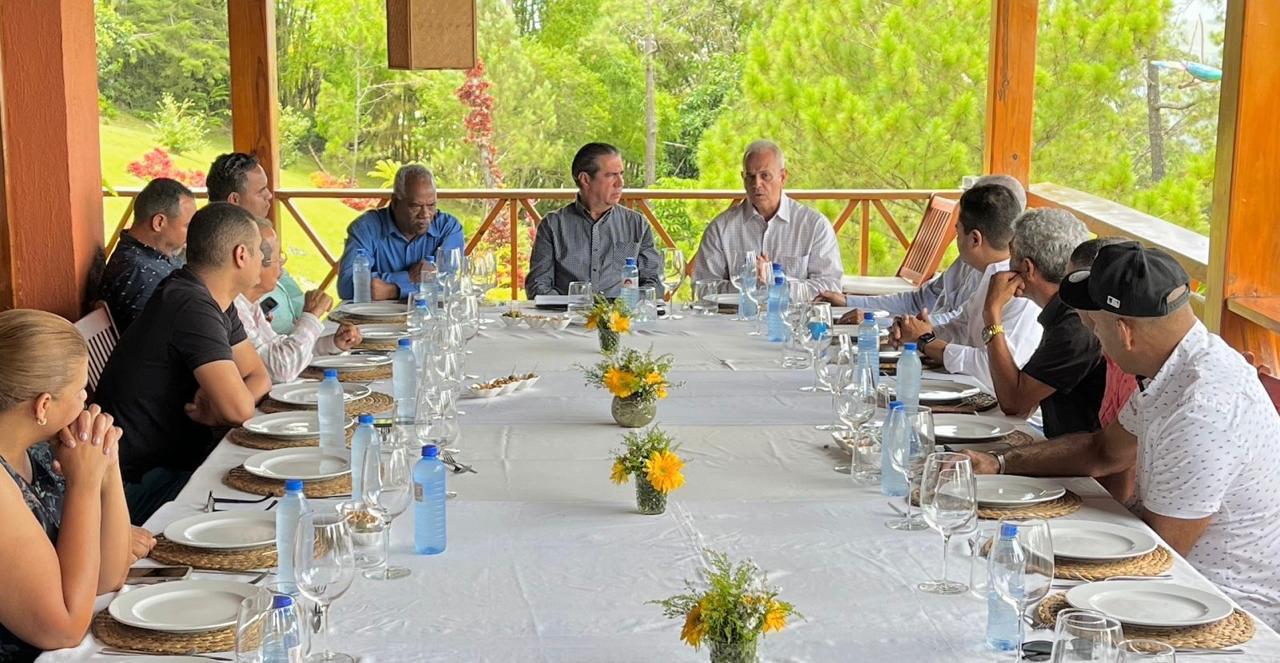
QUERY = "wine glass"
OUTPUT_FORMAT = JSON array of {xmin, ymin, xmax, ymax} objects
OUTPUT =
[
  {"xmin": 293, "ymin": 513, "xmax": 355, "ymax": 663},
  {"xmin": 468, "ymin": 249, "xmax": 497, "ymax": 301},
  {"xmin": 835, "ymin": 361, "xmax": 878, "ymax": 475},
  {"xmin": 917, "ymin": 452, "xmax": 977, "ymax": 594},
  {"xmin": 1117, "ymin": 639, "xmax": 1175, "ymax": 662},
  {"xmin": 727, "ymin": 250, "xmax": 755, "ymax": 321},
  {"xmin": 815, "ymin": 334, "xmax": 852, "ymax": 430},
  {"xmin": 990, "ymin": 518, "xmax": 1055, "ymax": 662},
  {"xmin": 1051, "ymin": 609, "xmax": 1125, "ymax": 662},
  {"xmin": 361, "ymin": 437, "xmax": 413, "ymax": 580},
  {"xmin": 885, "ymin": 405, "xmax": 934, "ymax": 530},
  {"xmin": 778, "ymin": 300, "xmax": 811, "ymax": 368},
  {"xmin": 661, "ymin": 248, "xmax": 686, "ymax": 318},
  {"xmin": 800, "ymin": 302, "xmax": 834, "ymax": 392},
  {"xmin": 743, "ymin": 279, "xmax": 766, "ymax": 335}
]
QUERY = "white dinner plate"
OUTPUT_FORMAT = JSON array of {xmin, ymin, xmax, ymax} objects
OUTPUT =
[
  {"xmin": 357, "ymin": 323, "xmax": 410, "ymax": 341},
  {"xmin": 975, "ymin": 475, "xmax": 1067, "ymax": 507},
  {"xmin": 878, "ymin": 347, "xmax": 902, "ymax": 361},
  {"xmin": 243, "ymin": 447, "xmax": 351, "ymax": 482},
  {"xmin": 710, "ymin": 293, "xmax": 740, "ymax": 305},
  {"xmin": 1065, "ymin": 581, "xmax": 1234, "ymax": 628},
  {"xmin": 830, "ymin": 324, "xmax": 891, "ymax": 338},
  {"xmin": 1050, "ymin": 521, "xmax": 1159, "ymax": 561},
  {"xmin": 308, "ymin": 354, "xmax": 393, "ymax": 370},
  {"xmin": 881, "ymin": 377, "xmax": 982, "ymax": 404},
  {"xmin": 242, "ymin": 411, "xmax": 354, "ymax": 439},
  {"xmin": 163, "ymin": 511, "xmax": 276, "ymax": 550},
  {"xmin": 108, "ymin": 580, "xmax": 261, "ymax": 633},
  {"xmin": 337, "ymin": 301, "xmax": 408, "ymax": 318},
  {"xmin": 269, "ymin": 380, "xmax": 371, "ymax": 406},
  {"xmin": 932, "ymin": 414, "xmax": 1017, "ymax": 441}
]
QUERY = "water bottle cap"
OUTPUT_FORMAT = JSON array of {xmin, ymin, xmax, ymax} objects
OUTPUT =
[
  {"xmin": 284, "ymin": 479, "xmax": 304, "ymax": 492},
  {"xmin": 398, "ymin": 337, "xmax": 413, "ymax": 347},
  {"xmin": 771, "ymin": 262, "xmax": 782, "ymax": 271},
  {"xmin": 625, "ymin": 257, "xmax": 636, "ymax": 266},
  {"xmin": 358, "ymin": 414, "xmax": 374, "ymax": 425},
  {"xmin": 1000, "ymin": 523, "xmax": 1019, "ymax": 538},
  {"xmin": 271, "ymin": 594, "xmax": 294, "ymax": 610},
  {"xmin": 773, "ymin": 276, "xmax": 784, "ymax": 285},
  {"xmin": 323, "ymin": 369, "xmax": 339, "ymax": 380},
  {"xmin": 426, "ymin": 255, "xmax": 436, "ymax": 263},
  {"xmin": 355, "ymin": 248, "xmax": 368, "ymax": 258},
  {"xmin": 422, "ymin": 444, "xmax": 440, "ymax": 458},
  {"xmin": 904, "ymin": 342, "xmax": 917, "ymax": 352},
  {"xmin": 415, "ymin": 299, "xmax": 429, "ymax": 309},
  {"xmin": 863, "ymin": 312, "xmax": 875, "ymax": 320},
  {"xmin": 889, "ymin": 400, "xmax": 904, "ymax": 410}
]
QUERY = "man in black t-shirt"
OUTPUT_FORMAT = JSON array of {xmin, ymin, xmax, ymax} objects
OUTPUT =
[
  {"xmin": 982, "ymin": 209, "xmax": 1107, "ymax": 438},
  {"xmin": 96, "ymin": 202, "xmax": 273, "ymax": 524}
]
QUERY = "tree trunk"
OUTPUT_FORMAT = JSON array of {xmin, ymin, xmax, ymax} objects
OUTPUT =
[{"xmin": 1145, "ymin": 61, "xmax": 1166, "ymax": 183}]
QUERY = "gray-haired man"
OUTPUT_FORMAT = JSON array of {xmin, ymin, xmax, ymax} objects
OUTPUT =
[{"xmin": 337, "ymin": 164, "xmax": 465, "ymax": 300}]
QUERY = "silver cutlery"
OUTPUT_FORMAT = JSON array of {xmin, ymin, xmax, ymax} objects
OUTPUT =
[
  {"xmin": 99, "ymin": 647, "xmax": 231, "ymax": 660},
  {"xmin": 1052, "ymin": 573, "xmax": 1174, "ymax": 588},
  {"xmin": 1174, "ymin": 648, "xmax": 1245, "ymax": 656},
  {"xmin": 885, "ymin": 501, "xmax": 906, "ymax": 517},
  {"xmin": 441, "ymin": 451, "xmax": 477, "ymax": 474}
]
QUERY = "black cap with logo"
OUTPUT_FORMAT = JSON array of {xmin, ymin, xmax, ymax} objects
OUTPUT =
[{"xmin": 1059, "ymin": 241, "xmax": 1190, "ymax": 317}]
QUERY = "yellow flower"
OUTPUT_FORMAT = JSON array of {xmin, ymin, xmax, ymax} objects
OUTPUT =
[
  {"xmin": 603, "ymin": 367, "xmax": 637, "ymax": 398},
  {"xmin": 645, "ymin": 449, "xmax": 685, "ymax": 494},
  {"xmin": 762, "ymin": 600, "xmax": 787, "ymax": 633},
  {"xmin": 644, "ymin": 371, "xmax": 664, "ymax": 385},
  {"xmin": 681, "ymin": 599, "xmax": 708, "ymax": 648},
  {"xmin": 585, "ymin": 313, "xmax": 599, "ymax": 330},
  {"xmin": 656, "ymin": 386, "xmax": 668, "ymax": 400},
  {"xmin": 610, "ymin": 460, "xmax": 629, "ymax": 485},
  {"xmin": 609, "ymin": 310, "xmax": 631, "ymax": 333}
]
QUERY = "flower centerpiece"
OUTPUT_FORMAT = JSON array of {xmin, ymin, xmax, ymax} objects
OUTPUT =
[
  {"xmin": 609, "ymin": 426, "xmax": 685, "ymax": 514},
  {"xmin": 653, "ymin": 551, "xmax": 799, "ymax": 663},
  {"xmin": 580, "ymin": 347, "xmax": 676, "ymax": 427},
  {"xmin": 584, "ymin": 295, "xmax": 631, "ymax": 353}
]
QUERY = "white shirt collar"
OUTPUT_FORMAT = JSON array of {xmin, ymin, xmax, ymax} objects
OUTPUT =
[{"xmin": 747, "ymin": 193, "xmax": 792, "ymax": 224}]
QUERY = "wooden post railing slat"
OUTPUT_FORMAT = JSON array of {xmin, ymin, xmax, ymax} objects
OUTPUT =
[
  {"xmin": 279, "ymin": 196, "xmax": 342, "ymax": 291},
  {"xmin": 509, "ymin": 198, "xmax": 519, "ymax": 299},
  {"xmin": 873, "ymin": 199, "xmax": 911, "ymax": 249},
  {"xmin": 519, "ymin": 199, "xmax": 543, "ymax": 226},
  {"xmin": 105, "ymin": 197, "xmax": 137, "ymax": 256},
  {"xmin": 860, "ymin": 201, "xmax": 870, "ymax": 276},
  {"xmin": 635, "ymin": 199, "xmax": 676, "ymax": 249},
  {"xmin": 830, "ymin": 199, "xmax": 859, "ymax": 233},
  {"xmin": 465, "ymin": 198, "xmax": 508, "ymax": 255}
]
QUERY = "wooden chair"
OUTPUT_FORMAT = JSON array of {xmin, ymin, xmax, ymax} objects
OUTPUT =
[
  {"xmin": 74, "ymin": 301, "xmax": 120, "ymax": 393},
  {"xmin": 1260, "ymin": 372, "xmax": 1280, "ymax": 414},
  {"xmin": 840, "ymin": 194, "xmax": 959, "ymax": 296}
]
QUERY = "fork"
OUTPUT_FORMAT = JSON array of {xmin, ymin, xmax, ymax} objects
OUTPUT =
[
  {"xmin": 441, "ymin": 451, "xmax": 477, "ymax": 474},
  {"xmin": 99, "ymin": 647, "xmax": 231, "ymax": 661}
]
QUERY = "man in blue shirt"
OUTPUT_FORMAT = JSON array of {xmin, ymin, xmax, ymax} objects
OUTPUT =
[{"xmin": 337, "ymin": 164, "xmax": 465, "ymax": 300}]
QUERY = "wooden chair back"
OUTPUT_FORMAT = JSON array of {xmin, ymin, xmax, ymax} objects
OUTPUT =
[
  {"xmin": 1261, "ymin": 372, "xmax": 1280, "ymax": 414},
  {"xmin": 74, "ymin": 301, "xmax": 119, "ymax": 393},
  {"xmin": 897, "ymin": 194, "xmax": 958, "ymax": 287}
]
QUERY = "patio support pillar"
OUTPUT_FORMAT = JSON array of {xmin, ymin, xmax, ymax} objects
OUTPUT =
[
  {"xmin": 0, "ymin": 0, "xmax": 104, "ymax": 319},
  {"xmin": 983, "ymin": 0, "xmax": 1038, "ymax": 187},
  {"xmin": 1206, "ymin": 0, "xmax": 1280, "ymax": 369},
  {"xmin": 228, "ymin": 0, "xmax": 281, "ymax": 229}
]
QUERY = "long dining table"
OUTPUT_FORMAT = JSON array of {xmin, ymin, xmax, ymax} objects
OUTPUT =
[{"xmin": 43, "ymin": 308, "xmax": 1280, "ymax": 662}]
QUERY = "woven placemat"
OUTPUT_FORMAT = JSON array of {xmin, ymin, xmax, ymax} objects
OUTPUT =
[
  {"xmin": 978, "ymin": 490, "xmax": 1082, "ymax": 520},
  {"xmin": 92, "ymin": 610, "xmax": 235, "ymax": 655},
  {"xmin": 258, "ymin": 391, "xmax": 394, "ymax": 417},
  {"xmin": 354, "ymin": 338, "xmax": 401, "ymax": 352},
  {"xmin": 299, "ymin": 364, "xmax": 392, "ymax": 382},
  {"xmin": 150, "ymin": 535, "xmax": 276, "ymax": 572},
  {"xmin": 929, "ymin": 393, "xmax": 999, "ymax": 414},
  {"xmin": 227, "ymin": 426, "xmax": 353, "ymax": 451},
  {"xmin": 880, "ymin": 358, "xmax": 945, "ymax": 376},
  {"xmin": 1054, "ymin": 546, "xmax": 1174, "ymax": 581},
  {"xmin": 1035, "ymin": 593, "xmax": 1255, "ymax": 649},
  {"xmin": 224, "ymin": 465, "xmax": 351, "ymax": 497}
]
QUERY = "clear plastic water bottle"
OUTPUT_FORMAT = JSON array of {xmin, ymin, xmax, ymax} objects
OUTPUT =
[
  {"xmin": 858, "ymin": 311, "xmax": 880, "ymax": 385},
  {"xmin": 352, "ymin": 249, "xmax": 372, "ymax": 303},
  {"xmin": 409, "ymin": 299, "xmax": 432, "ymax": 364},
  {"xmin": 393, "ymin": 338, "xmax": 417, "ymax": 422},
  {"xmin": 414, "ymin": 445, "xmax": 447, "ymax": 555},
  {"xmin": 986, "ymin": 522, "xmax": 1023, "ymax": 652},
  {"xmin": 259, "ymin": 593, "xmax": 304, "ymax": 663},
  {"xmin": 275, "ymin": 479, "xmax": 309, "ymax": 595},
  {"xmin": 350, "ymin": 414, "xmax": 375, "ymax": 502},
  {"xmin": 880, "ymin": 401, "xmax": 907, "ymax": 496},
  {"xmin": 619, "ymin": 257, "xmax": 640, "ymax": 311},
  {"xmin": 766, "ymin": 275, "xmax": 789, "ymax": 342},
  {"xmin": 738, "ymin": 260, "xmax": 758, "ymax": 319},
  {"xmin": 419, "ymin": 256, "xmax": 441, "ymax": 303},
  {"xmin": 316, "ymin": 369, "xmax": 345, "ymax": 453},
  {"xmin": 896, "ymin": 342, "xmax": 922, "ymax": 411}
]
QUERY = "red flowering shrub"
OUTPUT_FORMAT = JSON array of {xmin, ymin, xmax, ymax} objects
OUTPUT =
[{"xmin": 126, "ymin": 148, "xmax": 206, "ymax": 187}]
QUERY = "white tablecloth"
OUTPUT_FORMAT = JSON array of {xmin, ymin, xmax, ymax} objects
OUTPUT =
[{"xmin": 41, "ymin": 310, "xmax": 1280, "ymax": 662}]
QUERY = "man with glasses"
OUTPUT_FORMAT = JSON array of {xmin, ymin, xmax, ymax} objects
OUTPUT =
[
  {"xmin": 234, "ymin": 219, "xmax": 361, "ymax": 383},
  {"xmin": 337, "ymin": 164, "xmax": 465, "ymax": 301}
]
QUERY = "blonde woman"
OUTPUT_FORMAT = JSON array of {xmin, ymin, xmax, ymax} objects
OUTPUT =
[{"xmin": 0, "ymin": 310, "xmax": 132, "ymax": 661}]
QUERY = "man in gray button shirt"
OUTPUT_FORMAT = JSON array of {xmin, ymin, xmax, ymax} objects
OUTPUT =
[{"xmin": 526, "ymin": 143, "xmax": 663, "ymax": 298}]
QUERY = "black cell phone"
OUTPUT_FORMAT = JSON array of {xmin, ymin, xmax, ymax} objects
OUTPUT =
[
  {"xmin": 127, "ymin": 566, "xmax": 192, "ymax": 581},
  {"xmin": 260, "ymin": 297, "xmax": 279, "ymax": 316}
]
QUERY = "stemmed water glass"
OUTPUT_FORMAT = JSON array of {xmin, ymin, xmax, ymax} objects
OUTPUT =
[
  {"xmin": 661, "ymin": 248, "xmax": 686, "ymax": 318},
  {"xmin": 800, "ymin": 302, "xmax": 834, "ymax": 392},
  {"xmin": 885, "ymin": 404, "xmax": 934, "ymax": 531},
  {"xmin": 834, "ymin": 361, "xmax": 878, "ymax": 474},
  {"xmin": 1051, "ymin": 609, "xmax": 1125, "ymax": 662},
  {"xmin": 361, "ymin": 437, "xmax": 413, "ymax": 580},
  {"xmin": 1117, "ymin": 639, "xmax": 1174, "ymax": 662},
  {"xmin": 917, "ymin": 452, "xmax": 977, "ymax": 594},
  {"xmin": 467, "ymin": 249, "xmax": 497, "ymax": 301},
  {"xmin": 744, "ymin": 279, "xmax": 767, "ymax": 336},
  {"xmin": 293, "ymin": 512, "xmax": 355, "ymax": 663},
  {"xmin": 728, "ymin": 250, "xmax": 756, "ymax": 321},
  {"xmin": 989, "ymin": 518, "xmax": 1055, "ymax": 662},
  {"xmin": 815, "ymin": 334, "xmax": 852, "ymax": 430}
]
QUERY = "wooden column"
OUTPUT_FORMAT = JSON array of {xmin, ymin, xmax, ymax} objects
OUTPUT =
[
  {"xmin": 1206, "ymin": 0, "xmax": 1280, "ymax": 369},
  {"xmin": 228, "ymin": 0, "xmax": 281, "ymax": 227},
  {"xmin": 983, "ymin": 0, "xmax": 1038, "ymax": 187},
  {"xmin": 0, "ymin": 0, "xmax": 104, "ymax": 319}
]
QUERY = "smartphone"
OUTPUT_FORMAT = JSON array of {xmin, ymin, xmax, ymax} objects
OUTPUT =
[
  {"xmin": 127, "ymin": 566, "xmax": 192, "ymax": 581},
  {"xmin": 260, "ymin": 297, "xmax": 279, "ymax": 316}
]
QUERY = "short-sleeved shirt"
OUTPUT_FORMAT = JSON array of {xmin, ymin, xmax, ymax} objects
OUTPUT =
[
  {"xmin": 1020, "ymin": 295, "xmax": 1106, "ymax": 437},
  {"xmin": 96, "ymin": 231, "xmax": 182, "ymax": 332},
  {"xmin": 1118, "ymin": 321, "xmax": 1280, "ymax": 627},
  {"xmin": 95, "ymin": 268, "xmax": 248, "ymax": 482},
  {"xmin": 0, "ymin": 443, "xmax": 64, "ymax": 662}
]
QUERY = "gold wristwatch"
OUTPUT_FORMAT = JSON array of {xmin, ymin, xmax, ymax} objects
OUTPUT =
[{"xmin": 982, "ymin": 323, "xmax": 1005, "ymax": 345}]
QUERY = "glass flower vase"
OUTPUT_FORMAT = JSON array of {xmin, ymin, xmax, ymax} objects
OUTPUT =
[
  {"xmin": 708, "ymin": 639, "xmax": 759, "ymax": 663},
  {"xmin": 598, "ymin": 328, "xmax": 620, "ymax": 354},
  {"xmin": 634, "ymin": 473, "xmax": 667, "ymax": 515},
  {"xmin": 611, "ymin": 395, "xmax": 657, "ymax": 428}
]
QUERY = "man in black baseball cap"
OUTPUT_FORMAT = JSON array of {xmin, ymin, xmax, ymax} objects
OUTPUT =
[{"xmin": 960, "ymin": 241, "xmax": 1280, "ymax": 627}]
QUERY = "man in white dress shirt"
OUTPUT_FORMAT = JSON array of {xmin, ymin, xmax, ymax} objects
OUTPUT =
[
  {"xmin": 690, "ymin": 141, "xmax": 843, "ymax": 299},
  {"xmin": 962, "ymin": 242, "xmax": 1280, "ymax": 627},
  {"xmin": 233, "ymin": 220, "xmax": 362, "ymax": 383},
  {"xmin": 891, "ymin": 183, "xmax": 1043, "ymax": 393}
]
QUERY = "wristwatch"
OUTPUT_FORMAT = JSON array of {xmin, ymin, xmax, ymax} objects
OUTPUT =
[
  {"xmin": 982, "ymin": 323, "xmax": 1005, "ymax": 345},
  {"xmin": 917, "ymin": 332, "xmax": 937, "ymax": 347}
]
